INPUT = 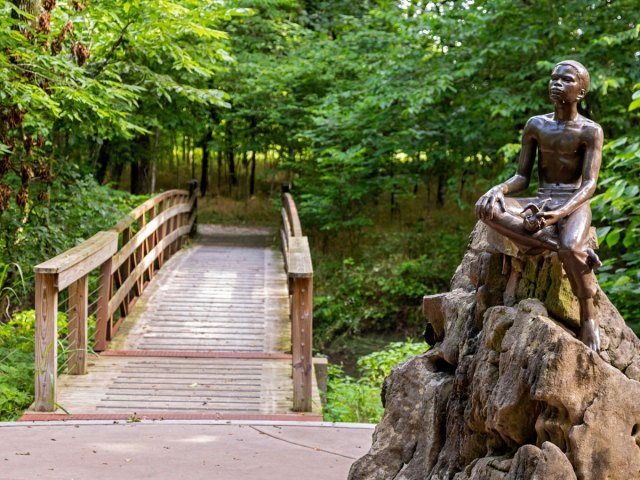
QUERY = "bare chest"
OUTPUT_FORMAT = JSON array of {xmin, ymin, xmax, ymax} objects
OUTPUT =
[{"xmin": 537, "ymin": 124, "xmax": 584, "ymax": 157}]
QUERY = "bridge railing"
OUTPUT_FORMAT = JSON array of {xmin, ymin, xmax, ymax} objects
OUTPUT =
[
  {"xmin": 33, "ymin": 182, "xmax": 197, "ymax": 412},
  {"xmin": 280, "ymin": 190, "xmax": 314, "ymax": 412}
]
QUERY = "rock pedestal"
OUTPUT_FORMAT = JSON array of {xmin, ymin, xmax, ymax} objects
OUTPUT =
[{"xmin": 349, "ymin": 222, "xmax": 640, "ymax": 480}]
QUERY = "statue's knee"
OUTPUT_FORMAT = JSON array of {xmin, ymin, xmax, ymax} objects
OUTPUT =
[
  {"xmin": 557, "ymin": 239, "xmax": 582, "ymax": 262},
  {"xmin": 479, "ymin": 204, "xmax": 503, "ymax": 224},
  {"xmin": 576, "ymin": 284, "xmax": 597, "ymax": 299}
]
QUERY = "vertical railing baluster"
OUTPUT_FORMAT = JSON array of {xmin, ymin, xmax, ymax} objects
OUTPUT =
[
  {"xmin": 67, "ymin": 275, "xmax": 88, "ymax": 375},
  {"xmin": 95, "ymin": 257, "xmax": 113, "ymax": 350}
]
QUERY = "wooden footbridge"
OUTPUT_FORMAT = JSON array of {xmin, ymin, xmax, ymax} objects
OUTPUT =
[{"xmin": 21, "ymin": 185, "xmax": 322, "ymax": 421}]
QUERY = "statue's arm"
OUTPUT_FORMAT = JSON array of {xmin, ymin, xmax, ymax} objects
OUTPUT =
[
  {"xmin": 476, "ymin": 119, "xmax": 537, "ymax": 220},
  {"xmin": 501, "ymin": 120, "xmax": 537, "ymax": 195},
  {"xmin": 541, "ymin": 124, "xmax": 603, "ymax": 224}
]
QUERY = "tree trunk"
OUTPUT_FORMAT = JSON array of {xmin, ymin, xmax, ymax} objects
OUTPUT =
[
  {"xmin": 217, "ymin": 149, "xmax": 222, "ymax": 196},
  {"xmin": 227, "ymin": 126, "xmax": 237, "ymax": 190},
  {"xmin": 151, "ymin": 128, "xmax": 159, "ymax": 193},
  {"xmin": 437, "ymin": 174, "xmax": 446, "ymax": 208},
  {"xmin": 228, "ymin": 149, "xmax": 237, "ymax": 194},
  {"xmin": 200, "ymin": 130, "xmax": 212, "ymax": 197},
  {"xmin": 250, "ymin": 150, "xmax": 257, "ymax": 196},
  {"xmin": 12, "ymin": 0, "xmax": 41, "ymax": 22},
  {"xmin": 243, "ymin": 150, "xmax": 250, "ymax": 204},
  {"xmin": 130, "ymin": 135, "xmax": 151, "ymax": 194},
  {"xmin": 96, "ymin": 139, "xmax": 110, "ymax": 184},
  {"xmin": 191, "ymin": 136, "xmax": 196, "ymax": 180}
]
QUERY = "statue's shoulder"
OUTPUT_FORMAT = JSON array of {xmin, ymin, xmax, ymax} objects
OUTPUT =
[
  {"xmin": 523, "ymin": 114, "xmax": 551, "ymax": 132},
  {"xmin": 577, "ymin": 115, "xmax": 604, "ymax": 140},
  {"xmin": 578, "ymin": 115, "xmax": 602, "ymax": 130}
]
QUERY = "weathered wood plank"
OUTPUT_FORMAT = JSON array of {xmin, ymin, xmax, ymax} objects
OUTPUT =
[
  {"xmin": 282, "ymin": 192, "xmax": 302, "ymax": 237},
  {"xmin": 67, "ymin": 275, "xmax": 88, "ymax": 375},
  {"xmin": 94, "ymin": 257, "xmax": 112, "ymax": 351},
  {"xmin": 53, "ymin": 356, "xmax": 321, "ymax": 415},
  {"xmin": 287, "ymin": 236, "xmax": 313, "ymax": 278},
  {"xmin": 112, "ymin": 190, "xmax": 188, "ymax": 233},
  {"xmin": 281, "ymin": 208, "xmax": 291, "ymax": 245},
  {"xmin": 111, "ymin": 200, "xmax": 194, "ymax": 271},
  {"xmin": 291, "ymin": 276, "xmax": 313, "ymax": 411},
  {"xmin": 35, "ymin": 231, "xmax": 118, "ymax": 290},
  {"xmin": 34, "ymin": 273, "xmax": 58, "ymax": 412},
  {"xmin": 47, "ymin": 223, "xmax": 320, "ymax": 416},
  {"xmin": 107, "ymin": 224, "xmax": 191, "ymax": 317}
]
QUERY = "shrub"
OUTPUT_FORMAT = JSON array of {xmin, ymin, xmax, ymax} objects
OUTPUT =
[
  {"xmin": 0, "ymin": 309, "xmax": 90, "ymax": 420},
  {"xmin": 324, "ymin": 340, "xmax": 429, "ymax": 423}
]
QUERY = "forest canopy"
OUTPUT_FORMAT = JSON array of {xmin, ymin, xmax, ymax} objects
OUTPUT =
[{"xmin": 0, "ymin": 0, "xmax": 639, "ymax": 341}]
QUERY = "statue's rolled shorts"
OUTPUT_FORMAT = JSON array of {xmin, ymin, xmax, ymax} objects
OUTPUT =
[{"xmin": 484, "ymin": 188, "xmax": 598, "ymax": 299}]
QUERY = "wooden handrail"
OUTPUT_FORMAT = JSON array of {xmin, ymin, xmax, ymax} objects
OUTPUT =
[
  {"xmin": 33, "ymin": 184, "xmax": 198, "ymax": 412},
  {"xmin": 280, "ymin": 190, "xmax": 314, "ymax": 412},
  {"xmin": 35, "ymin": 231, "xmax": 118, "ymax": 290},
  {"xmin": 282, "ymin": 192, "xmax": 303, "ymax": 237},
  {"xmin": 112, "ymin": 189, "xmax": 188, "ymax": 233}
]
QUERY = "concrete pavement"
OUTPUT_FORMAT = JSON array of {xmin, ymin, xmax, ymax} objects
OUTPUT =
[{"xmin": 0, "ymin": 420, "xmax": 374, "ymax": 480}]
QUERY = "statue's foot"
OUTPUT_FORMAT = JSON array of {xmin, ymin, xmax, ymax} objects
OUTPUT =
[
  {"xmin": 586, "ymin": 248, "xmax": 602, "ymax": 271},
  {"xmin": 579, "ymin": 319, "xmax": 601, "ymax": 352}
]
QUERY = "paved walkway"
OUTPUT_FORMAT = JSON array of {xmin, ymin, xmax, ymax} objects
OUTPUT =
[{"xmin": 0, "ymin": 420, "xmax": 374, "ymax": 480}]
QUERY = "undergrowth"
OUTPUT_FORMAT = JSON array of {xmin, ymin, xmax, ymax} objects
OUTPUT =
[
  {"xmin": 324, "ymin": 340, "xmax": 429, "ymax": 423},
  {"xmin": 197, "ymin": 193, "xmax": 279, "ymax": 226},
  {"xmin": 312, "ymin": 199, "xmax": 475, "ymax": 354},
  {"xmin": 0, "ymin": 310, "xmax": 90, "ymax": 420}
]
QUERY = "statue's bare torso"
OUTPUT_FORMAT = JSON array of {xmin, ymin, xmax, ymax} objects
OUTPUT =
[{"xmin": 530, "ymin": 113, "xmax": 601, "ymax": 189}]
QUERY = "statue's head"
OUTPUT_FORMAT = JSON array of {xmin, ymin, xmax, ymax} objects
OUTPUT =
[{"xmin": 549, "ymin": 60, "xmax": 590, "ymax": 103}]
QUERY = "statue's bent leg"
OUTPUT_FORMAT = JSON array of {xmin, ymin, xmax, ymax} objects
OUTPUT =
[
  {"xmin": 557, "ymin": 205, "xmax": 600, "ymax": 351},
  {"xmin": 478, "ymin": 197, "xmax": 559, "ymax": 252}
]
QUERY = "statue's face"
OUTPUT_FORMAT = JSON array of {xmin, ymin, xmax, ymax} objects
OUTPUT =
[{"xmin": 549, "ymin": 64, "xmax": 585, "ymax": 103}]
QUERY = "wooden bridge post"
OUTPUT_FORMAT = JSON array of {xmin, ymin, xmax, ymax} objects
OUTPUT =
[
  {"xmin": 67, "ymin": 274, "xmax": 88, "ymax": 375},
  {"xmin": 287, "ymin": 236, "xmax": 314, "ymax": 412},
  {"xmin": 34, "ymin": 272, "xmax": 59, "ymax": 411},
  {"xmin": 291, "ymin": 275, "xmax": 313, "ymax": 411}
]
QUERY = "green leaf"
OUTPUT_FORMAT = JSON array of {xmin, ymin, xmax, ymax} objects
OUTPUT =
[
  {"xmin": 597, "ymin": 226, "xmax": 612, "ymax": 243},
  {"xmin": 623, "ymin": 230, "xmax": 636, "ymax": 249},
  {"xmin": 613, "ymin": 275, "xmax": 631, "ymax": 287},
  {"xmin": 606, "ymin": 229, "xmax": 622, "ymax": 248}
]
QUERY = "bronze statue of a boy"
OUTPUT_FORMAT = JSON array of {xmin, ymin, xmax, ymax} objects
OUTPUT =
[{"xmin": 475, "ymin": 60, "xmax": 603, "ymax": 352}]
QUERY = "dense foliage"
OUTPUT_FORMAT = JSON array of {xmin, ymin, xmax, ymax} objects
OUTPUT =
[
  {"xmin": 592, "ymin": 116, "xmax": 640, "ymax": 330},
  {"xmin": 324, "ymin": 340, "xmax": 429, "ymax": 423},
  {"xmin": 0, "ymin": 0, "xmax": 638, "ymax": 420},
  {"xmin": 0, "ymin": 0, "xmax": 235, "ymax": 310},
  {"xmin": 313, "ymin": 204, "xmax": 475, "ymax": 349},
  {"xmin": 0, "ymin": 309, "xmax": 78, "ymax": 419}
]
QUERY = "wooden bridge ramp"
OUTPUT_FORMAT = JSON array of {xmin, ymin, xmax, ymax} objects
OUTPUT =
[{"xmin": 25, "ymin": 223, "xmax": 322, "ymax": 421}]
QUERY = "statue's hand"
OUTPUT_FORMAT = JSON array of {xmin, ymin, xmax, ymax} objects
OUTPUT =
[
  {"xmin": 475, "ymin": 186, "xmax": 506, "ymax": 221},
  {"xmin": 539, "ymin": 210, "xmax": 564, "ymax": 226}
]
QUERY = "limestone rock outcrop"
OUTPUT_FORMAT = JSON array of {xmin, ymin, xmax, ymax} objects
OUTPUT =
[{"xmin": 349, "ymin": 222, "xmax": 640, "ymax": 480}]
